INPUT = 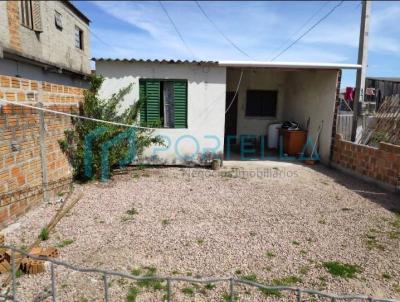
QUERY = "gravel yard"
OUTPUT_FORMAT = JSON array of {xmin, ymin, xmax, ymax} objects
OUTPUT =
[{"xmin": 2, "ymin": 161, "xmax": 400, "ymax": 301}]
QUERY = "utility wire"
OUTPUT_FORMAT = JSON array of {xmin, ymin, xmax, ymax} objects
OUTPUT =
[
  {"xmin": 270, "ymin": 1, "xmax": 344, "ymax": 61},
  {"xmin": 158, "ymin": 1, "xmax": 197, "ymax": 60},
  {"xmin": 195, "ymin": 1, "xmax": 253, "ymax": 60},
  {"xmin": 225, "ymin": 69, "xmax": 243, "ymax": 114},
  {"xmin": 270, "ymin": 1, "xmax": 331, "ymax": 59}
]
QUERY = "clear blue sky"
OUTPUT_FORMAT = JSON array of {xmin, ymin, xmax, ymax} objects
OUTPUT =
[{"xmin": 73, "ymin": 1, "xmax": 400, "ymax": 88}]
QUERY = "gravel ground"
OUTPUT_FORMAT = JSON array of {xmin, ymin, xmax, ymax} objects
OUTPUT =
[{"xmin": 2, "ymin": 161, "xmax": 400, "ymax": 302}]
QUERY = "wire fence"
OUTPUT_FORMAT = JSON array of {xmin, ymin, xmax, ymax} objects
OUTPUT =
[{"xmin": 1, "ymin": 246, "xmax": 397, "ymax": 302}]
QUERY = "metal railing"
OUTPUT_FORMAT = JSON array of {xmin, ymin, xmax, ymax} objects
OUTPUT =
[{"xmin": 1, "ymin": 246, "xmax": 397, "ymax": 302}]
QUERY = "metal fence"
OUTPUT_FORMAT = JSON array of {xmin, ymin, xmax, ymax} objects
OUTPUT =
[{"xmin": 1, "ymin": 246, "xmax": 397, "ymax": 302}]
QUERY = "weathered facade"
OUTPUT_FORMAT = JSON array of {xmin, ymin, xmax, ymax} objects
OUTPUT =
[
  {"xmin": 0, "ymin": 0, "xmax": 90, "ymax": 86},
  {"xmin": 0, "ymin": 1, "xmax": 90, "ymax": 227}
]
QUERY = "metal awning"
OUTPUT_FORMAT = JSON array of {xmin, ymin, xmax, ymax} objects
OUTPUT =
[{"xmin": 219, "ymin": 60, "xmax": 361, "ymax": 70}]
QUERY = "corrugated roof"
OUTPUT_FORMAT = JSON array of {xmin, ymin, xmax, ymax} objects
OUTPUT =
[
  {"xmin": 93, "ymin": 58, "xmax": 361, "ymax": 70},
  {"xmin": 93, "ymin": 58, "xmax": 218, "ymax": 65},
  {"xmin": 219, "ymin": 60, "xmax": 361, "ymax": 70}
]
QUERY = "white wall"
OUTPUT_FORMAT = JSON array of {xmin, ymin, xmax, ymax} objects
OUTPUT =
[
  {"xmin": 96, "ymin": 61, "xmax": 227, "ymax": 165},
  {"xmin": 283, "ymin": 69, "xmax": 339, "ymax": 164},
  {"xmin": 227, "ymin": 68, "xmax": 286, "ymax": 138}
]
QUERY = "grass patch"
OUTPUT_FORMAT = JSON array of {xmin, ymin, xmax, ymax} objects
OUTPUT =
[
  {"xmin": 234, "ymin": 269, "xmax": 242, "ymax": 275},
  {"xmin": 134, "ymin": 266, "xmax": 165, "ymax": 290},
  {"xmin": 382, "ymin": 273, "xmax": 391, "ymax": 280},
  {"xmin": 292, "ymin": 240, "xmax": 300, "ymax": 246},
  {"xmin": 196, "ymin": 239, "xmax": 204, "ymax": 245},
  {"xmin": 16, "ymin": 269, "xmax": 24, "ymax": 278},
  {"xmin": 261, "ymin": 275, "xmax": 302, "ymax": 297},
  {"xmin": 242, "ymin": 274, "xmax": 258, "ymax": 282},
  {"xmin": 131, "ymin": 267, "xmax": 142, "ymax": 276},
  {"xmin": 204, "ymin": 283, "xmax": 216, "ymax": 290},
  {"xmin": 39, "ymin": 227, "xmax": 49, "ymax": 241},
  {"xmin": 265, "ymin": 251, "xmax": 276, "ymax": 258},
  {"xmin": 181, "ymin": 287, "xmax": 195, "ymax": 296},
  {"xmin": 221, "ymin": 292, "xmax": 238, "ymax": 301},
  {"xmin": 300, "ymin": 250, "xmax": 308, "ymax": 256},
  {"xmin": 299, "ymin": 265, "xmax": 310, "ymax": 275},
  {"xmin": 323, "ymin": 261, "xmax": 361, "ymax": 278},
  {"xmin": 161, "ymin": 219, "xmax": 170, "ymax": 226},
  {"xmin": 126, "ymin": 208, "xmax": 138, "ymax": 216},
  {"xmin": 318, "ymin": 219, "xmax": 326, "ymax": 225},
  {"xmin": 57, "ymin": 239, "xmax": 74, "ymax": 248},
  {"xmin": 126, "ymin": 286, "xmax": 139, "ymax": 302},
  {"xmin": 365, "ymin": 233, "xmax": 385, "ymax": 251}
]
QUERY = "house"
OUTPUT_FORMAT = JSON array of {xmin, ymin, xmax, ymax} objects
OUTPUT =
[
  {"xmin": 95, "ymin": 59, "xmax": 360, "ymax": 165},
  {"xmin": 0, "ymin": 0, "xmax": 90, "ymax": 86},
  {"xmin": 0, "ymin": 1, "xmax": 91, "ymax": 227},
  {"xmin": 365, "ymin": 77, "xmax": 400, "ymax": 109}
]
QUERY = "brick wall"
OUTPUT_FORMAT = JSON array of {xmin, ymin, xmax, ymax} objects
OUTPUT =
[
  {"xmin": 6, "ymin": 1, "xmax": 21, "ymax": 52},
  {"xmin": 0, "ymin": 75, "xmax": 84, "ymax": 227},
  {"xmin": 332, "ymin": 134, "xmax": 400, "ymax": 191}
]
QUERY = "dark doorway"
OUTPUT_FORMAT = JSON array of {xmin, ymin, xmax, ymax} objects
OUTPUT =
[{"xmin": 225, "ymin": 91, "xmax": 238, "ymax": 145}]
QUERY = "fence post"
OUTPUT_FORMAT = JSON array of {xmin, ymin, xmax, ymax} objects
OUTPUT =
[
  {"xmin": 11, "ymin": 250, "xmax": 16, "ymax": 301},
  {"xmin": 51, "ymin": 262, "xmax": 57, "ymax": 302},
  {"xmin": 38, "ymin": 99, "xmax": 49, "ymax": 203},
  {"xmin": 166, "ymin": 278, "xmax": 171, "ymax": 302},
  {"xmin": 229, "ymin": 278, "xmax": 234, "ymax": 302},
  {"xmin": 103, "ymin": 273, "xmax": 109, "ymax": 302}
]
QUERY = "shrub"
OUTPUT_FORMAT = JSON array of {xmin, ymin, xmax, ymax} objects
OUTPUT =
[{"xmin": 59, "ymin": 75, "xmax": 163, "ymax": 181}]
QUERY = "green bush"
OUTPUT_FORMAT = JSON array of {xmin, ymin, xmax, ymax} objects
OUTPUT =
[{"xmin": 59, "ymin": 76, "xmax": 163, "ymax": 181}]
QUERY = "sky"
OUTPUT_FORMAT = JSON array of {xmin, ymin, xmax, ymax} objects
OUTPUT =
[{"xmin": 73, "ymin": 1, "xmax": 400, "ymax": 88}]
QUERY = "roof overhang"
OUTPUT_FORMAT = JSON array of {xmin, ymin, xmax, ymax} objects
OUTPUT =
[{"xmin": 219, "ymin": 60, "xmax": 361, "ymax": 70}]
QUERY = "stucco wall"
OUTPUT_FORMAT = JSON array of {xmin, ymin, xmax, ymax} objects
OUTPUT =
[
  {"xmin": 226, "ymin": 68, "xmax": 286, "ymax": 138},
  {"xmin": 0, "ymin": 1, "xmax": 90, "ymax": 75},
  {"xmin": 96, "ymin": 62, "xmax": 227, "ymax": 165},
  {"xmin": 283, "ymin": 69, "xmax": 339, "ymax": 163}
]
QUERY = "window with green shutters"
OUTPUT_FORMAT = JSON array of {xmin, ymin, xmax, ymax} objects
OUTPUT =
[{"xmin": 139, "ymin": 79, "xmax": 187, "ymax": 128}]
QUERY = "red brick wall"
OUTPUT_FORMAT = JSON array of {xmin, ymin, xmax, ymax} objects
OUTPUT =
[
  {"xmin": 0, "ymin": 75, "xmax": 84, "ymax": 227},
  {"xmin": 6, "ymin": 1, "xmax": 22, "ymax": 52},
  {"xmin": 332, "ymin": 134, "xmax": 400, "ymax": 190}
]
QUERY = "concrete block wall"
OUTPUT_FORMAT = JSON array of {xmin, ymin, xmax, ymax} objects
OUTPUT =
[
  {"xmin": 0, "ymin": 75, "xmax": 84, "ymax": 227},
  {"xmin": 332, "ymin": 134, "xmax": 400, "ymax": 192}
]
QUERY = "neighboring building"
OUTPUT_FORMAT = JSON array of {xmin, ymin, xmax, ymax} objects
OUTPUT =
[
  {"xmin": 95, "ymin": 59, "xmax": 360, "ymax": 165},
  {"xmin": 0, "ymin": 0, "xmax": 90, "ymax": 86},
  {"xmin": 0, "ymin": 1, "xmax": 90, "ymax": 227},
  {"xmin": 365, "ymin": 77, "xmax": 400, "ymax": 109}
]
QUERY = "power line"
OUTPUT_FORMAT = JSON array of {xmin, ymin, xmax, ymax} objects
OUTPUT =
[
  {"xmin": 270, "ymin": 1, "xmax": 331, "ymax": 59},
  {"xmin": 270, "ymin": 1, "xmax": 344, "ymax": 61},
  {"xmin": 195, "ymin": 1, "xmax": 253, "ymax": 60},
  {"xmin": 158, "ymin": 1, "xmax": 197, "ymax": 59}
]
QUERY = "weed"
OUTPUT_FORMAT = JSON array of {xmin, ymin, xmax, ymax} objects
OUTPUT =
[
  {"xmin": 382, "ymin": 273, "xmax": 391, "ymax": 280},
  {"xmin": 204, "ymin": 283, "xmax": 216, "ymax": 290},
  {"xmin": 16, "ymin": 269, "xmax": 24, "ymax": 278},
  {"xmin": 323, "ymin": 261, "xmax": 361, "ymax": 278},
  {"xmin": 365, "ymin": 234, "xmax": 385, "ymax": 251},
  {"xmin": 261, "ymin": 276, "xmax": 301, "ymax": 297},
  {"xmin": 171, "ymin": 270, "xmax": 180, "ymax": 275},
  {"xmin": 126, "ymin": 286, "xmax": 139, "ymax": 302},
  {"xmin": 242, "ymin": 274, "xmax": 258, "ymax": 282},
  {"xmin": 181, "ymin": 287, "xmax": 195, "ymax": 296},
  {"xmin": 391, "ymin": 214, "xmax": 400, "ymax": 229},
  {"xmin": 388, "ymin": 231, "xmax": 400, "ymax": 239},
  {"xmin": 292, "ymin": 240, "xmax": 300, "ymax": 246},
  {"xmin": 341, "ymin": 207, "xmax": 351, "ymax": 211},
  {"xmin": 196, "ymin": 239, "xmax": 204, "ymax": 245},
  {"xmin": 249, "ymin": 231, "xmax": 257, "ymax": 236},
  {"xmin": 135, "ymin": 266, "xmax": 165, "ymax": 290},
  {"xmin": 318, "ymin": 219, "xmax": 326, "ymax": 225},
  {"xmin": 126, "ymin": 208, "xmax": 138, "ymax": 216},
  {"xmin": 299, "ymin": 266, "xmax": 310, "ymax": 275},
  {"xmin": 394, "ymin": 283, "xmax": 400, "ymax": 293},
  {"xmin": 161, "ymin": 219, "xmax": 170, "ymax": 226},
  {"xmin": 221, "ymin": 292, "xmax": 238, "ymax": 302},
  {"xmin": 131, "ymin": 267, "xmax": 142, "ymax": 276},
  {"xmin": 57, "ymin": 239, "xmax": 74, "ymax": 248},
  {"xmin": 186, "ymin": 272, "xmax": 192, "ymax": 277},
  {"xmin": 39, "ymin": 227, "xmax": 49, "ymax": 241},
  {"xmin": 265, "ymin": 251, "xmax": 276, "ymax": 258},
  {"xmin": 234, "ymin": 269, "xmax": 242, "ymax": 275},
  {"xmin": 300, "ymin": 250, "xmax": 308, "ymax": 256},
  {"xmin": 57, "ymin": 192, "xmax": 64, "ymax": 197}
]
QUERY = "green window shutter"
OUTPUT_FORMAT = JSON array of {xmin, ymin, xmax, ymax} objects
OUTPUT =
[
  {"xmin": 173, "ymin": 80, "xmax": 187, "ymax": 128},
  {"xmin": 139, "ymin": 80, "xmax": 146, "ymax": 126},
  {"xmin": 139, "ymin": 79, "xmax": 161, "ymax": 126}
]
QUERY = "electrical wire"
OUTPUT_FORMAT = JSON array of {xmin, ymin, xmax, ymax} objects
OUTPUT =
[
  {"xmin": 270, "ymin": 1, "xmax": 344, "ymax": 61},
  {"xmin": 0, "ymin": 99, "xmax": 156, "ymax": 130},
  {"xmin": 195, "ymin": 1, "xmax": 253, "ymax": 60},
  {"xmin": 225, "ymin": 69, "xmax": 243, "ymax": 114},
  {"xmin": 270, "ymin": 1, "xmax": 331, "ymax": 59},
  {"xmin": 158, "ymin": 1, "xmax": 197, "ymax": 60}
]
